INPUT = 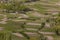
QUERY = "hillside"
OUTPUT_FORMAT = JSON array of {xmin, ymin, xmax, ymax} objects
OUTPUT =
[{"xmin": 0, "ymin": 0, "xmax": 60, "ymax": 40}]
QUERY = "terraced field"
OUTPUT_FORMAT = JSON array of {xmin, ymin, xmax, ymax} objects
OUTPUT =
[{"xmin": 0, "ymin": 0, "xmax": 60, "ymax": 40}]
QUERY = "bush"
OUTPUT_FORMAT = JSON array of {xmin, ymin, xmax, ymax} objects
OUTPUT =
[{"xmin": 0, "ymin": 2, "xmax": 30, "ymax": 13}]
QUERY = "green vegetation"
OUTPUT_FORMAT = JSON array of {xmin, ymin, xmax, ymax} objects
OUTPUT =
[{"xmin": 0, "ymin": 0, "xmax": 60, "ymax": 40}]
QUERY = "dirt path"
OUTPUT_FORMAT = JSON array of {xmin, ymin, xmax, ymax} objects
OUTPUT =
[
  {"xmin": 24, "ymin": 32, "xmax": 55, "ymax": 35},
  {"xmin": 26, "ymin": 22, "xmax": 41, "ymax": 25},
  {"xmin": 46, "ymin": 36, "xmax": 54, "ymax": 40},
  {"xmin": 25, "ymin": 28, "xmax": 38, "ymax": 31},
  {"xmin": 39, "ymin": 31, "xmax": 55, "ymax": 35},
  {"xmin": 12, "ymin": 33, "xmax": 24, "ymax": 37},
  {"xmin": 0, "ymin": 14, "xmax": 7, "ymax": 24},
  {"xmin": 0, "ymin": 27, "xmax": 4, "ymax": 30},
  {"xmin": 12, "ymin": 32, "xmax": 55, "ymax": 38}
]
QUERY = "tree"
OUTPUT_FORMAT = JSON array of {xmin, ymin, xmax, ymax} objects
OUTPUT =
[{"xmin": 53, "ymin": 25, "xmax": 60, "ymax": 35}]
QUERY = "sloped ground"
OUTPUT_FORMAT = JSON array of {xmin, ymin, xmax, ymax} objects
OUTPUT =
[{"xmin": 0, "ymin": 0, "xmax": 60, "ymax": 40}]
